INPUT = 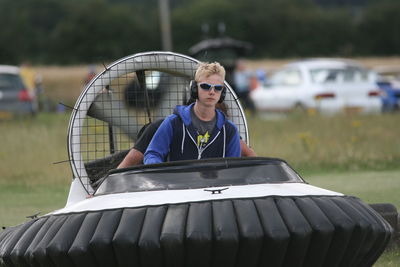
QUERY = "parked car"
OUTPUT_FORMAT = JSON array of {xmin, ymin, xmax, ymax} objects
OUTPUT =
[
  {"xmin": 0, "ymin": 65, "xmax": 36, "ymax": 118},
  {"xmin": 377, "ymin": 80, "xmax": 400, "ymax": 112},
  {"xmin": 250, "ymin": 59, "xmax": 382, "ymax": 115},
  {"xmin": 374, "ymin": 66, "xmax": 400, "ymax": 112}
]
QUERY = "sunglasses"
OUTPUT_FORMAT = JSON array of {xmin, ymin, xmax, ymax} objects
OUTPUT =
[{"xmin": 198, "ymin": 82, "xmax": 224, "ymax": 92}]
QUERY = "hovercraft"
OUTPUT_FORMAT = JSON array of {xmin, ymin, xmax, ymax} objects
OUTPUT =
[{"xmin": 0, "ymin": 52, "xmax": 392, "ymax": 267}]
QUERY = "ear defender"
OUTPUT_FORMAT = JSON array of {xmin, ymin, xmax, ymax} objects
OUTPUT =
[
  {"xmin": 190, "ymin": 80, "xmax": 226, "ymax": 103},
  {"xmin": 190, "ymin": 80, "xmax": 198, "ymax": 100},
  {"xmin": 218, "ymin": 86, "xmax": 226, "ymax": 103}
]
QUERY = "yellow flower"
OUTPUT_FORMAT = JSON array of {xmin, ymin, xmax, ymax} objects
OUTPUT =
[{"xmin": 351, "ymin": 120, "xmax": 362, "ymax": 128}]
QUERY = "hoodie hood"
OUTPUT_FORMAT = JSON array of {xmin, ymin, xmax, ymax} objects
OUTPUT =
[{"xmin": 173, "ymin": 103, "xmax": 227, "ymax": 130}]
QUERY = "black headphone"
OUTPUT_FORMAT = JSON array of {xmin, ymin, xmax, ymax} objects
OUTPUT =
[{"xmin": 190, "ymin": 80, "xmax": 226, "ymax": 103}]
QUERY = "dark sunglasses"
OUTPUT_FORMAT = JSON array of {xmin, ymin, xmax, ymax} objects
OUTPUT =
[{"xmin": 198, "ymin": 82, "xmax": 224, "ymax": 92}]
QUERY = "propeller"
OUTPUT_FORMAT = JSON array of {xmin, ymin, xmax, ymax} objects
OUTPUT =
[
  {"xmin": 87, "ymin": 89, "xmax": 140, "ymax": 141},
  {"xmin": 68, "ymin": 52, "xmax": 249, "ymax": 196}
]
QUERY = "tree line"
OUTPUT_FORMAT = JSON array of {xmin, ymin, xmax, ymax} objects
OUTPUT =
[{"xmin": 0, "ymin": 0, "xmax": 399, "ymax": 65}]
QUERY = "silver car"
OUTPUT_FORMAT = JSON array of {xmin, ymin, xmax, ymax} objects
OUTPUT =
[
  {"xmin": 250, "ymin": 59, "xmax": 382, "ymax": 115},
  {"xmin": 0, "ymin": 65, "xmax": 36, "ymax": 118}
]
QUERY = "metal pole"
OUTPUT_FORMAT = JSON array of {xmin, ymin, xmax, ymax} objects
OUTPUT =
[{"xmin": 159, "ymin": 0, "xmax": 173, "ymax": 51}]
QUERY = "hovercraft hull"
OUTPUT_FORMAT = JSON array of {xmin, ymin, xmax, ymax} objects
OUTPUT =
[{"xmin": 0, "ymin": 194, "xmax": 391, "ymax": 267}]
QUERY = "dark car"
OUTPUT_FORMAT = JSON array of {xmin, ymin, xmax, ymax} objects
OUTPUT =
[{"xmin": 0, "ymin": 65, "xmax": 36, "ymax": 118}]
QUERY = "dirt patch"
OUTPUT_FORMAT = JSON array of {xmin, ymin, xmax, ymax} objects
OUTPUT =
[
  {"xmin": 34, "ymin": 57, "xmax": 400, "ymax": 105},
  {"xmin": 36, "ymin": 65, "xmax": 103, "ymax": 106}
]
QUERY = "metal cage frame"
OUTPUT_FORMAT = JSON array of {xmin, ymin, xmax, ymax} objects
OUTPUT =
[{"xmin": 67, "ymin": 51, "xmax": 249, "ymax": 193}]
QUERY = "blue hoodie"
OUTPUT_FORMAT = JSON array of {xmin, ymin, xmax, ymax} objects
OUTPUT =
[{"xmin": 144, "ymin": 103, "xmax": 241, "ymax": 164}]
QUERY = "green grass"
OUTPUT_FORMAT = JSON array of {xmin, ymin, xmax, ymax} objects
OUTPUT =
[
  {"xmin": 0, "ymin": 183, "xmax": 69, "ymax": 227},
  {"xmin": 0, "ymin": 113, "xmax": 72, "ymax": 226},
  {"xmin": 306, "ymin": 169, "xmax": 400, "ymax": 208},
  {"xmin": 0, "ymin": 112, "xmax": 399, "ymax": 265},
  {"xmin": 248, "ymin": 113, "xmax": 400, "ymax": 173},
  {"xmin": 1, "ymin": 170, "xmax": 398, "ymax": 227},
  {"xmin": 375, "ymin": 249, "xmax": 400, "ymax": 267},
  {"xmin": 247, "ymin": 112, "xmax": 400, "ymax": 265},
  {"xmin": 0, "ymin": 113, "xmax": 71, "ymax": 186}
]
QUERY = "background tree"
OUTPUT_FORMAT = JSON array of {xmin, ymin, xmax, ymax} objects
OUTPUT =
[
  {"xmin": 357, "ymin": 0, "xmax": 400, "ymax": 55},
  {"xmin": 0, "ymin": 0, "xmax": 399, "ymax": 65}
]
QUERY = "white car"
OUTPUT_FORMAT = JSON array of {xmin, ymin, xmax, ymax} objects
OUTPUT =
[{"xmin": 250, "ymin": 59, "xmax": 382, "ymax": 114}]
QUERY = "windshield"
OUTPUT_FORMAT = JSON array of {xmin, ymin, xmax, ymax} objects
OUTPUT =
[
  {"xmin": 0, "ymin": 74, "xmax": 25, "ymax": 90},
  {"xmin": 310, "ymin": 67, "xmax": 370, "ymax": 84},
  {"xmin": 269, "ymin": 68, "xmax": 303, "ymax": 86},
  {"xmin": 95, "ymin": 158, "xmax": 304, "ymax": 195}
]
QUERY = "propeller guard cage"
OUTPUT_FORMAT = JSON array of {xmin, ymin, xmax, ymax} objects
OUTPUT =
[{"xmin": 67, "ymin": 51, "xmax": 249, "ymax": 194}]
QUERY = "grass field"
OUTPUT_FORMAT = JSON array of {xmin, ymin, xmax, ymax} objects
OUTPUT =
[
  {"xmin": 247, "ymin": 113, "xmax": 400, "ymax": 174},
  {"xmin": 1, "ymin": 59, "xmax": 400, "ymax": 265},
  {"xmin": 1, "ymin": 112, "xmax": 399, "ymax": 265}
]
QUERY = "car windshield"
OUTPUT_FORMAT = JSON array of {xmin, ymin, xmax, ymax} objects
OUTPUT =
[
  {"xmin": 269, "ymin": 68, "xmax": 302, "ymax": 86},
  {"xmin": 310, "ymin": 67, "xmax": 370, "ymax": 84},
  {"xmin": 95, "ymin": 158, "xmax": 304, "ymax": 195},
  {"xmin": 0, "ymin": 74, "xmax": 24, "ymax": 90}
]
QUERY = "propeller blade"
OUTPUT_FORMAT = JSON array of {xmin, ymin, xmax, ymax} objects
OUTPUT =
[{"xmin": 87, "ymin": 91, "xmax": 140, "ymax": 140}]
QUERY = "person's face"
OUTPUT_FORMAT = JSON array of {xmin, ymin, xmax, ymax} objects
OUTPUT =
[{"xmin": 197, "ymin": 74, "xmax": 224, "ymax": 107}]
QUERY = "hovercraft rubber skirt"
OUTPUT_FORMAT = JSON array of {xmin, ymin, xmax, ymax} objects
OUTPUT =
[{"xmin": 0, "ymin": 195, "xmax": 392, "ymax": 267}]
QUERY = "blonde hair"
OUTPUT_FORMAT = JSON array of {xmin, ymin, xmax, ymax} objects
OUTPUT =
[{"xmin": 194, "ymin": 62, "xmax": 226, "ymax": 82}]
